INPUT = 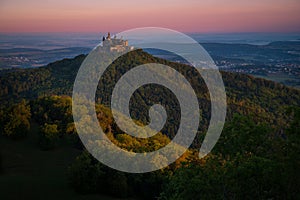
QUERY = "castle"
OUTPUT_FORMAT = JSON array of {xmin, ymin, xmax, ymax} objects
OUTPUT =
[{"xmin": 101, "ymin": 32, "xmax": 133, "ymax": 52}]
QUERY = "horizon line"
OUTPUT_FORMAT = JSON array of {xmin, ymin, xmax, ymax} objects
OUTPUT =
[{"xmin": 1, "ymin": 31, "xmax": 300, "ymax": 35}]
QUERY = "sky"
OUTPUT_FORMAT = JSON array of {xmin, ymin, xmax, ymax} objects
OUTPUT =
[{"xmin": 0, "ymin": 0, "xmax": 299, "ymax": 33}]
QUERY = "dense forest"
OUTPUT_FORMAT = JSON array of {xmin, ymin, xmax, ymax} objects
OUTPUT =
[{"xmin": 0, "ymin": 50, "xmax": 299, "ymax": 199}]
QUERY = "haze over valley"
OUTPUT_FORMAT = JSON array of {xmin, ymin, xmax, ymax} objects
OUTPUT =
[{"xmin": 1, "ymin": 33, "xmax": 299, "ymax": 87}]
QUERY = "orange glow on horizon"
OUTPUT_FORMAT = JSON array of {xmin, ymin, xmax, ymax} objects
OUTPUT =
[{"xmin": 0, "ymin": 0, "xmax": 299, "ymax": 33}]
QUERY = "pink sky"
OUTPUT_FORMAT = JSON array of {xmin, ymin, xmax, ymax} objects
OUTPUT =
[{"xmin": 0, "ymin": 0, "xmax": 299, "ymax": 33}]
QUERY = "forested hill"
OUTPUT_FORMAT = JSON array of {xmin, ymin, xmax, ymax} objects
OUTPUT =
[
  {"xmin": 0, "ymin": 54, "xmax": 85, "ymax": 102},
  {"xmin": 0, "ymin": 49, "xmax": 299, "ymax": 130},
  {"xmin": 0, "ymin": 49, "xmax": 300, "ymax": 199}
]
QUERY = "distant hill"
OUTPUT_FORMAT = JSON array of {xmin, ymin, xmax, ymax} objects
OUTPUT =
[{"xmin": 0, "ymin": 47, "xmax": 91, "ymax": 69}]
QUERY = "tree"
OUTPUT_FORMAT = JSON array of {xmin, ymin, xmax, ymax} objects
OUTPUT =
[
  {"xmin": 159, "ymin": 160, "xmax": 225, "ymax": 200},
  {"xmin": 282, "ymin": 107, "xmax": 300, "ymax": 199},
  {"xmin": 3, "ymin": 99, "xmax": 31, "ymax": 139},
  {"xmin": 213, "ymin": 114, "xmax": 272, "ymax": 157},
  {"xmin": 107, "ymin": 172, "xmax": 129, "ymax": 198},
  {"xmin": 67, "ymin": 151, "xmax": 106, "ymax": 194},
  {"xmin": 39, "ymin": 123, "xmax": 59, "ymax": 150}
]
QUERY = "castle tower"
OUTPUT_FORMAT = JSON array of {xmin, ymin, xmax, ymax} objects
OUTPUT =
[{"xmin": 107, "ymin": 32, "xmax": 111, "ymax": 40}]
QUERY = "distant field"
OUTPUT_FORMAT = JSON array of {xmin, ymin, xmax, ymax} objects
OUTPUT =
[
  {"xmin": 0, "ymin": 47, "xmax": 91, "ymax": 69},
  {"xmin": 0, "ymin": 123, "xmax": 135, "ymax": 200}
]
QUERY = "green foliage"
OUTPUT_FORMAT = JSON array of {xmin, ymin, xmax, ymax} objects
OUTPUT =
[
  {"xmin": 106, "ymin": 172, "xmax": 129, "ymax": 198},
  {"xmin": 67, "ymin": 151, "xmax": 106, "ymax": 194},
  {"xmin": 68, "ymin": 150, "xmax": 169, "ymax": 199},
  {"xmin": 0, "ymin": 50, "xmax": 299, "ymax": 144},
  {"xmin": 0, "ymin": 55, "xmax": 85, "ymax": 105},
  {"xmin": 2, "ymin": 99, "xmax": 31, "ymax": 139},
  {"xmin": 160, "ymin": 114, "xmax": 300, "ymax": 200},
  {"xmin": 1, "ymin": 95, "xmax": 295, "ymax": 199},
  {"xmin": 39, "ymin": 123, "xmax": 59, "ymax": 150},
  {"xmin": 68, "ymin": 151, "xmax": 131, "ymax": 197},
  {"xmin": 0, "ymin": 50, "xmax": 300, "ymax": 199},
  {"xmin": 282, "ymin": 107, "xmax": 300, "ymax": 199},
  {"xmin": 130, "ymin": 171, "xmax": 169, "ymax": 200},
  {"xmin": 228, "ymin": 156, "xmax": 282, "ymax": 199},
  {"xmin": 31, "ymin": 95, "xmax": 72, "ymax": 126},
  {"xmin": 159, "ymin": 162, "xmax": 224, "ymax": 200},
  {"xmin": 213, "ymin": 114, "xmax": 272, "ymax": 157},
  {"xmin": 160, "ymin": 155, "xmax": 283, "ymax": 200},
  {"xmin": 31, "ymin": 95, "xmax": 82, "ymax": 149}
]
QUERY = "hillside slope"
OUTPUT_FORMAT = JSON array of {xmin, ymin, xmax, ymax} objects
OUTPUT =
[{"xmin": 0, "ymin": 50, "xmax": 299, "ymax": 139}]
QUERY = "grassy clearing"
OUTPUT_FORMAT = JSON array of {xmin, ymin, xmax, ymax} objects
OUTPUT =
[{"xmin": 0, "ymin": 123, "xmax": 133, "ymax": 200}]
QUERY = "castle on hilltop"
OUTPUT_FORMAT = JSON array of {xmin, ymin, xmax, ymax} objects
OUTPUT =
[{"xmin": 101, "ymin": 32, "xmax": 133, "ymax": 52}]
